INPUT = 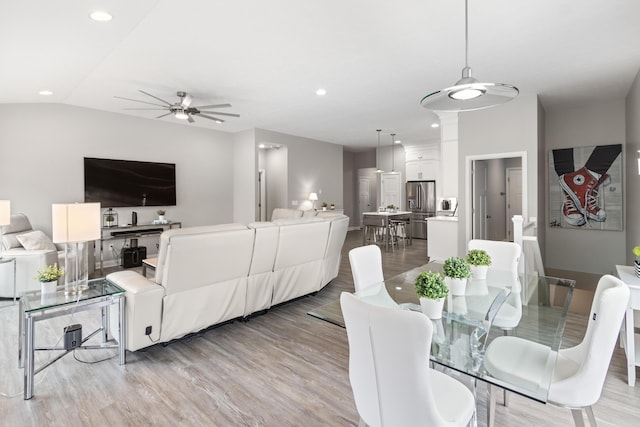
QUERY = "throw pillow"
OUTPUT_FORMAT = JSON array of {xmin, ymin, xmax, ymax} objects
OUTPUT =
[
  {"xmin": 2, "ymin": 234, "xmax": 22, "ymax": 250},
  {"xmin": 15, "ymin": 230, "xmax": 57, "ymax": 251}
]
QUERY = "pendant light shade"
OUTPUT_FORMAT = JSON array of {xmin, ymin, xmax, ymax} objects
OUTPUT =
[
  {"xmin": 376, "ymin": 129, "xmax": 384, "ymax": 173},
  {"xmin": 420, "ymin": 0, "xmax": 518, "ymax": 112}
]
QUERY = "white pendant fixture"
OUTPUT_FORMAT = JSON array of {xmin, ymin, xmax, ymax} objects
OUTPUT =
[
  {"xmin": 376, "ymin": 129, "xmax": 384, "ymax": 173},
  {"xmin": 420, "ymin": 0, "xmax": 518, "ymax": 112}
]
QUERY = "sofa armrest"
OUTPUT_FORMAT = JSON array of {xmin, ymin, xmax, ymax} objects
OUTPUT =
[
  {"xmin": 107, "ymin": 270, "xmax": 165, "ymax": 351},
  {"xmin": 0, "ymin": 248, "xmax": 59, "ymax": 297}
]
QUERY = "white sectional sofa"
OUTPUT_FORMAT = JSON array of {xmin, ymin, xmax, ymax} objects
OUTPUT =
[{"xmin": 107, "ymin": 214, "xmax": 348, "ymax": 351}]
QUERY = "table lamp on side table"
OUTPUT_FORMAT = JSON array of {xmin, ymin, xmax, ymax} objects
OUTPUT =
[
  {"xmin": 52, "ymin": 203, "xmax": 101, "ymax": 295},
  {"xmin": 0, "ymin": 200, "xmax": 10, "ymax": 259},
  {"xmin": 309, "ymin": 192, "xmax": 318, "ymax": 210}
]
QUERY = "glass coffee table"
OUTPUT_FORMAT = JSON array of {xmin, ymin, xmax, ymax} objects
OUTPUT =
[{"xmin": 18, "ymin": 278, "xmax": 126, "ymax": 399}]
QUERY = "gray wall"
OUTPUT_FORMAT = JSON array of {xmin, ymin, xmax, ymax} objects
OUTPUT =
[
  {"xmin": 626, "ymin": 70, "xmax": 640, "ymax": 265},
  {"xmin": 458, "ymin": 95, "xmax": 541, "ymax": 256},
  {"xmin": 0, "ymin": 103, "xmax": 234, "ymax": 266},
  {"xmin": 233, "ymin": 129, "xmax": 257, "ymax": 223},
  {"xmin": 343, "ymin": 149, "xmax": 376, "ymax": 227},
  {"xmin": 262, "ymin": 147, "xmax": 288, "ymax": 217},
  {"xmin": 255, "ymin": 129, "xmax": 343, "ymax": 212},
  {"xmin": 545, "ymin": 100, "xmax": 626, "ymax": 274}
]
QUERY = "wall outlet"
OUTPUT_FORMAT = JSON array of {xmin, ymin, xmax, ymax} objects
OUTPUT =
[
  {"xmin": 145, "ymin": 326, "xmax": 152, "ymax": 335},
  {"xmin": 109, "ymin": 244, "xmax": 114, "ymax": 249}
]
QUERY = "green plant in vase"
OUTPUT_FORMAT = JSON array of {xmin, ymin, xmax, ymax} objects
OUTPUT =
[
  {"xmin": 466, "ymin": 249, "xmax": 491, "ymax": 280},
  {"xmin": 34, "ymin": 263, "xmax": 64, "ymax": 294},
  {"xmin": 443, "ymin": 256, "xmax": 470, "ymax": 296},
  {"xmin": 414, "ymin": 271, "xmax": 448, "ymax": 319}
]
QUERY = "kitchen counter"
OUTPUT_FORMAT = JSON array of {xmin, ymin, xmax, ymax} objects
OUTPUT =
[{"xmin": 427, "ymin": 216, "xmax": 459, "ymax": 261}]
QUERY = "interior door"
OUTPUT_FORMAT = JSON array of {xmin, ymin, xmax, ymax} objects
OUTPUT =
[
  {"xmin": 472, "ymin": 160, "xmax": 488, "ymax": 239},
  {"xmin": 358, "ymin": 177, "xmax": 371, "ymax": 227},
  {"xmin": 381, "ymin": 173, "xmax": 402, "ymax": 209},
  {"xmin": 506, "ymin": 168, "xmax": 523, "ymax": 241}
]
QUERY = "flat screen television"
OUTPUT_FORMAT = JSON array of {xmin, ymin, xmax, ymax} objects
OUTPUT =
[{"xmin": 84, "ymin": 157, "xmax": 176, "ymax": 207}]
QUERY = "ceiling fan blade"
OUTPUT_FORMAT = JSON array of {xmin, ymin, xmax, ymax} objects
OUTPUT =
[
  {"xmin": 156, "ymin": 112, "xmax": 173, "ymax": 119},
  {"xmin": 187, "ymin": 115, "xmax": 195, "ymax": 123},
  {"xmin": 139, "ymin": 90, "xmax": 173, "ymax": 106},
  {"xmin": 198, "ymin": 111, "xmax": 240, "ymax": 117},
  {"xmin": 197, "ymin": 113, "xmax": 225, "ymax": 123},
  {"xmin": 123, "ymin": 108, "xmax": 168, "ymax": 110},
  {"xmin": 192, "ymin": 103, "xmax": 232, "ymax": 109},
  {"xmin": 114, "ymin": 96, "xmax": 167, "ymax": 108}
]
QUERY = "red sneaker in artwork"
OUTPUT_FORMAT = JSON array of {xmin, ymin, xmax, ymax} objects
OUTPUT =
[
  {"xmin": 562, "ymin": 190, "xmax": 586, "ymax": 226},
  {"xmin": 559, "ymin": 167, "xmax": 606, "ymax": 223}
]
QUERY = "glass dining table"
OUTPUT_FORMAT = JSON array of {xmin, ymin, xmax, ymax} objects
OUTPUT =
[{"xmin": 308, "ymin": 262, "xmax": 575, "ymax": 426}]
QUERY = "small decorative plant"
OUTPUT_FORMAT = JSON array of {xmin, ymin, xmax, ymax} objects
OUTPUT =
[
  {"xmin": 34, "ymin": 263, "xmax": 64, "ymax": 283},
  {"xmin": 414, "ymin": 271, "xmax": 448, "ymax": 300},
  {"xmin": 321, "ymin": 202, "xmax": 328, "ymax": 208},
  {"xmin": 466, "ymin": 249, "xmax": 492, "ymax": 267},
  {"xmin": 157, "ymin": 209, "xmax": 166, "ymax": 216},
  {"xmin": 443, "ymin": 256, "xmax": 471, "ymax": 279}
]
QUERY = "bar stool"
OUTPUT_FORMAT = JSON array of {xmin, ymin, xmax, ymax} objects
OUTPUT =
[{"xmin": 390, "ymin": 219, "xmax": 408, "ymax": 249}]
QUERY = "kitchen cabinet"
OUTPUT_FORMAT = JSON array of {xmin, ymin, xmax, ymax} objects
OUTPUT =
[{"xmin": 406, "ymin": 159, "xmax": 438, "ymax": 181}]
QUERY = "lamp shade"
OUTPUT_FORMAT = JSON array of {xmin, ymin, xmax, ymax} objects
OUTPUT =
[
  {"xmin": 0, "ymin": 200, "xmax": 10, "ymax": 226},
  {"xmin": 309, "ymin": 193, "xmax": 319, "ymax": 201},
  {"xmin": 52, "ymin": 203, "xmax": 101, "ymax": 243}
]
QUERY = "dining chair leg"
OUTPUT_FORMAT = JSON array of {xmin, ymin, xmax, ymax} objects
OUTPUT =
[
  {"xmin": 585, "ymin": 406, "xmax": 597, "ymax": 427},
  {"xmin": 487, "ymin": 384, "xmax": 497, "ymax": 427},
  {"xmin": 571, "ymin": 409, "xmax": 586, "ymax": 427}
]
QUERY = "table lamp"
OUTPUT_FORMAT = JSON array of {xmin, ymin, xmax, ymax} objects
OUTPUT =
[
  {"xmin": 0, "ymin": 200, "xmax": 10, "ymax": 259},
  {"xmin": 52, "ymin": 203, "xmax": 100, "ymax": 294},
  {"xmin": 309, "ymin": 192, "xmax": 318, "ymax": 210}
]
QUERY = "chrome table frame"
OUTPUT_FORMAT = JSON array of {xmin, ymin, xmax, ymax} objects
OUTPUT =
[{"xmin": 18, "ymin": 278, "xmax": 126, "ymax": 399}]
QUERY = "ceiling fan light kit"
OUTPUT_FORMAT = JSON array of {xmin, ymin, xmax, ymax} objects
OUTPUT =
[
  {"xmin": 115, "ymin": 90, "xmax": 240, "ymax": 124},
  {"xmin": 420, "ymin": 0, "xmax": 518, "ymax": 112}
]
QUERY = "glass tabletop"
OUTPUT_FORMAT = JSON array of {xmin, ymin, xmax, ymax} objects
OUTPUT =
[
  {"xmin": 21, "ymin": 278, "xmax": 124, "ymax": 312},
  {"xmin": 308, "ymin": 261, "xmax": 575, "ymax": 403}
]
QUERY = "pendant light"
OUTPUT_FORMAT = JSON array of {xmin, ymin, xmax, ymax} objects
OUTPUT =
[
  {"xmin": 420, "ymin": 0, "xmax": 518, "ymax": 112},
  {"xmin": 390, "ymin": 133, "xmax": 398, "ymax": 174},
  {"xmin": 376, "ymin": 129, "xmax": 384, "ymax": 173}
]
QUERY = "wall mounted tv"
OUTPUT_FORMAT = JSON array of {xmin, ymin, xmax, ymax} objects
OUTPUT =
[{"xmin": 84, "ymin": 157, "xmax": 176, "ymax": 207}]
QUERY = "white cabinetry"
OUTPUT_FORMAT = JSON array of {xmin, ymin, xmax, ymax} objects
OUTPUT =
[{"xmin": 405, "ymin": 144, "xmax": 440, "ymax": 181}]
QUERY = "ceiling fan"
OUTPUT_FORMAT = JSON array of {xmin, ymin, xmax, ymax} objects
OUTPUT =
[{"xmin": 114, "ymin": 90, "xmax": 240, "ymax": 123}]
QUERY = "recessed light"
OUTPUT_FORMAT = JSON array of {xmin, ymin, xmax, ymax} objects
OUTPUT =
[
  {"xmin": 38, "ymin": 90, "xmax": 53, "ymax": 96},
  {"xmin": 90, "ymin": 11, "xmax": 113, "ymax": 22},
  {"xmin": 259, "ymin": 144, "xmax": 266, "ymax": 149},
  {"xmin": 316, "ymin": 88, "xmax": 327, "ymax": 96},
  {"xmin": 431, "ymin": 123, "xmax": 440, "ymax": 128},
  {"xmin": 215, "ymin": 120, "xmax": 223, "ymax": 124},
  {"xmin": 394, "ymin": 139, "xmax": 401, "ymax": 144}
]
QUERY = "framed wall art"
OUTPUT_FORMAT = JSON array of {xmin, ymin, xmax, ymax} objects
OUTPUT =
[{"xmin": 548, "ymin": 144, "xmax": 623, "ymax": 230}]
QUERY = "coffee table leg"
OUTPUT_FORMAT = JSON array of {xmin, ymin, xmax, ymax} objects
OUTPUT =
[
  {"xmin": 18, "ymin": 298, "xmax": 24, "ymax": 368},
  {"xmin": 24, "ymin": 315, "xmax": 34, "ymax": 399}
]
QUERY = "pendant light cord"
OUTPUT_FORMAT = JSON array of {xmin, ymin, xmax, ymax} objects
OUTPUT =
[{"xmin": 464, "ymin": 0, "xmax": 469, "ymax": 69}]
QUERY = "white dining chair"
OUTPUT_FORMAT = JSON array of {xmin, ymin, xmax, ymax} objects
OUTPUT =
[
  {"xmin": 467, "ymin": 239, "xmax": 522, "ymax": 331},
  {"xmin": 483, "ymin": 274, "xmax": 630, "ymax": 427},
  {"xmin": 349, "ymin": 245, "xmax": 399, "ymax": 309},
  {"xmin": 340, "ymin": 292, "xmax": 476, "ymax": 427}
]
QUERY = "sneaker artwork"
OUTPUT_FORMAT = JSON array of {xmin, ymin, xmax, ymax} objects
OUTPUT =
[
  {"xmin": 562, "ymin": 191, "xmax": 586, "ymax": 226},
  {"xmin": 559, "ymin": 167, "xmax": 607, "ymax": 225}
]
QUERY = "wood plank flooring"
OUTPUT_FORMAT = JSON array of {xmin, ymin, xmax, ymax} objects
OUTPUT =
[{"xmin": 1, "ymin": 231, "xmax": 639, "ymax": 426}]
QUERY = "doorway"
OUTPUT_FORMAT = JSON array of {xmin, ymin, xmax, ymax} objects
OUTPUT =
[{"xmin": 466, "ymin": 152, "xmax": 526, "ymax": 243}]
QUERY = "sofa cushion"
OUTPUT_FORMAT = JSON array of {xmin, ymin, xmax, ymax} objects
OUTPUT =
[
  {"xmin": 302, "ymin": 209, "xmax": 318, "ymax": 218},
  {"xmin": 271, "ymin": 208, "xmax": 303, "ymax": 221},
  {"xmin": 16, "ymin": 230, "xmax": 57, "ymax": 251}
]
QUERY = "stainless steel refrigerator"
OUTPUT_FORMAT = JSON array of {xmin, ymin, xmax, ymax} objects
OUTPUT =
[{"xmin": 406, "ymin": 180, "xmax": 436, "ymax": 239}]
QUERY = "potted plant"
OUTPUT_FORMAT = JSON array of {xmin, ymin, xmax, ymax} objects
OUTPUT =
[
  {"xmin": 633, "ymin": 246, "xmax": 640, "ymax": 278},
  {"xmin": 466, "ymin": 249, "xmax": 492, "ymax": 280},
  {"xmin": 321, "ymin": 202, "xmax": 328, "ymax": 211},
  {"xmin": 34, "ymin": 263, "xmax": 64, "ymax": 295},
  {"xmin": 443, "ymin": 256, "xmax": 471, "ymax": 296},
  {"xmin": 414, "ymin": 271, "xmax": 448, "ymax": 319},
  {"xmin": 386, "ymin": 204, "xmax": 396, "ymax": 212},
  {"xmin": 330, "ymin": 203, "xmax": 335, "ymax": 210},
  {"xmin": 157, "ymin": 209, "xmax": 166, "ymax": 221}
]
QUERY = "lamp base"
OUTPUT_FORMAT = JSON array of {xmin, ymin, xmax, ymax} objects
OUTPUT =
[{"xmin": 64, "ymin": 283, "xmax": 89, "ymax": 296}]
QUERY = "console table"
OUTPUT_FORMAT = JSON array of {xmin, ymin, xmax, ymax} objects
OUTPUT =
[{"xmin": 99, "ymin": 222, "xmax": 181, "ymax": 273}]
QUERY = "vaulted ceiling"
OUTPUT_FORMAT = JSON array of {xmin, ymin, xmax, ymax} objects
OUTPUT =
[{"xmin": 1, "ymin": 0, "xmax": 639, "ymax": 149}]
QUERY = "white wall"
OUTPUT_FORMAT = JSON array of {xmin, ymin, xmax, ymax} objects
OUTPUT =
[
  {"xmin": 545, "ymin": 100, "xmax": 626, "ymax": 274},
  {"xmin": 626, "ymin": 70, "xmax": 640, "ymax": 264},
  {"xmin": 458, "ymin": 95, "xmax": 540, "ymax": 256},
  {"xmin": 0, "ymin": 103, "xmax": 234, "ymax": 264},
  {"xmin": 263, "ymin": 147, "xmax": 288, "ymax": 217},
  {"xmin": 233, "ymin": 129, "xmax": 257, "ymax": 223},
  {"xmin": 255, "ymin": 129, "xmax": 343, "ymax": 212}
]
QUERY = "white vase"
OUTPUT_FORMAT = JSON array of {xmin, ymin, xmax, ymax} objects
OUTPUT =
[
  {"xmin": 445, "ymin": 277, "xmax": 467, "ymax": 296},
  {"xmin": 158, "ymin": 215, "xmax": 165, "ymax": 222},
  {"xmin": 470, "ymin": 265, "xmax": 489, "ymax": 280},
  {"xmin": 40, "ymin": 280, "xmax": 58, "ymax": 295},
  {"xmin": 420, "ymin": 297, "xmax": 444, "ymax": 319}
]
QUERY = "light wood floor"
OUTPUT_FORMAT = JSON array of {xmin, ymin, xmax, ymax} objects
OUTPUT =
[{"xmin": 1, "ymin": 231, "xmax": 639, "ymax": 426}]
